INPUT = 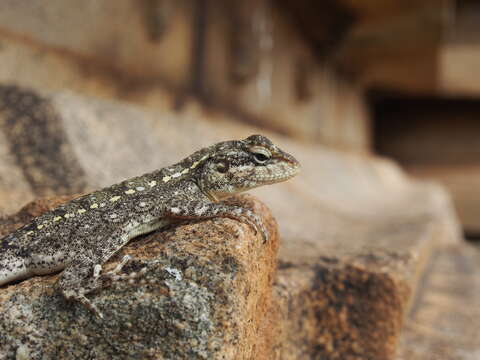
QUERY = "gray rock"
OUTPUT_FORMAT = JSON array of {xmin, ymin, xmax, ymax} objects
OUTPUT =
[{"xmin": 0, "ymin": 195, "xmax": 278, "ymax": 360}]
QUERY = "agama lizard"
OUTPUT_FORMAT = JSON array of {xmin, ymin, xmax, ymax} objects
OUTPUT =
[{"xmin": 0, "ymin": 135, "xmax": 300, "ymax": 318}]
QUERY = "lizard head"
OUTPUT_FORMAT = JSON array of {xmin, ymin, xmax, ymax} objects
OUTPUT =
[{"xmin": 198, "ymin": 134, "xmax": 300, "ymax": 201}]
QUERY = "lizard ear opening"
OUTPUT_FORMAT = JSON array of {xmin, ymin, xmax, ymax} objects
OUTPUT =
[{"xmin": 216, "ymin": 160, "xmax": 230, "ymax": 173}]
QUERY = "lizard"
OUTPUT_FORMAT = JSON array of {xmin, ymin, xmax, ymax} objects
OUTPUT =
[{"xmin": 0, "ymin": 134, "xmax": 300, "ymax": 318}]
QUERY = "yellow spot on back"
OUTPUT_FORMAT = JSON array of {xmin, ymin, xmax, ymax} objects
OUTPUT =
[
  {"xmin": 125, "ymin": 189, "xmax": 136, "ymax": 194},
  {"xmin": 181, "ymin": 168, "xmax": 189, "ymax": 175},
  {"xmin": 162, "ymin": 176, "xmax": 171, "ymax": 183},
  {"xmin": 78, "ymin": 209, "xmax": 86, "ymax": 214},
  {"xmin": 90, "ymin": 203, "xmax": 99, "ymax": 209},
  {"xmin": 149, "ymin": 180, "xmax": 157, "ymax": 187},
  {"xmin": 37, "ymin": 224, "xmax": 44, "ymax": 230},
  {"xmin": 110, "ymin": 196, "xmax": 121, "ymax": 202},
  {"xmin": 53, "ymin": 216, "xmax": 62, "ymax": 222},
  {"xmin": 192, "ymin": 155, "xmax": 209, "ymax": 169},
  {"xmin": 64, "ymin": 213, "xmax": 73, "ymax": 219}
]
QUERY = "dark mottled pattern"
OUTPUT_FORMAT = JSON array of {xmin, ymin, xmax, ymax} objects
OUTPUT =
[
  {"xmin": 0, "ymin": 134, "xmax": 300, "ymax": 318},
  {"xmin": 0, "ymin": 85, "xmax": 87, "ymax": 196}
]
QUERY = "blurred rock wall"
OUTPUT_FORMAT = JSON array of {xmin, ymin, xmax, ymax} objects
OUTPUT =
[{"xmin": 0, "ymin": 0, "xmax": 371, "ymax": 152}]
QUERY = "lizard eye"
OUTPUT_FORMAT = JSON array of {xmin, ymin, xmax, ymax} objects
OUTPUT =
[
  {"xmin": 217, "ymin": 160, "xmax": 229, "ymax": 173},
  {"xmin": 251, "ymin": 147, "xmax": 271, "ymax": 164},
  {"xmin": 254, "ymin": 153, "xmax": 269, "ymax": 163}
]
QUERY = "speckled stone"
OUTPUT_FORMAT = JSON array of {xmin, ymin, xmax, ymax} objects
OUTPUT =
[
  {"xmin": 397, "ymin": 243, "xmax": 480, "ymax": 360},
  {"xmin": 0, "ymin": 194, "xmax": 278, "ymax": 360},
  {"xmin": 0, "ymin": 86, "xmax": 463, "ymax": 360}
]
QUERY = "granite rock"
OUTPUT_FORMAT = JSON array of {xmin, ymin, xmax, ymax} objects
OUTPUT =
[
  {"xmin": 0, "ymin": 194, "xmax": 277, "ymax": 360},
  {"xmin": 0, "ymin": 87, "xmax": 463, "ymax": 359}
]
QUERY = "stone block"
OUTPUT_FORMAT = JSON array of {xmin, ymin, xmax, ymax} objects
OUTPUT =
[
  {"xmin": 0, "ymin": 87, "xmax": 462, "ymax": 358},
  {"xmin": 397, "ymin": 243, "xmax": 480, "ymax": 359},
  {"xmin": 0, "ymin": 194, "xmax": 277, "ymax": 359},
  {"xmin": 0, "ymin": 0, "xmax": 193, "ymax": 88}
]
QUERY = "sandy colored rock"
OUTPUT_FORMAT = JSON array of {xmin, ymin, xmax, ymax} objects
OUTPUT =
[
  {"xmin": 0, "ymin": 0, "xmax": 192, "ymax": 88},
  {"xmin": 0, "ymin": 194, "xmax": 278, "ymax": 359},
  {"xmin": 0, "ymin": 89, "xmax": 462, "ymax": 359},
  {"xmin": 267, "ymin": 181, "xmax": 457, "ymax": 360},
  {"xmin": 397, "ymin": 243, "xmax": 480, "ymax": 360},
  {"xmin": 0, "ymin": 1, "xmax": 371, "ymax": 150},
  {"xmin": 0, "ymin": 30, "xmax": 120, "ymax": 100}
]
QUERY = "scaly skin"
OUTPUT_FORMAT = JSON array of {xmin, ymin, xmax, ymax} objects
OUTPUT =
[{"xmin": 0, "ymin": 135, "xmax": 300, "ymax": 318}]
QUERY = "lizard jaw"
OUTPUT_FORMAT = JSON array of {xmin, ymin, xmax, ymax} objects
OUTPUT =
[{"xmin": 251, "ymin": 159, "xmax": 300, "ymax": 185}]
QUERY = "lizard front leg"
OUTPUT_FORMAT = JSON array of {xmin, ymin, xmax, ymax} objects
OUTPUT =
[
  {"xmin": 58, "ymin": 256, "xmax": 107, "ymax": 318},
  {"xmin": 58, "ymin": 199, "xmax": 267, "ymax": 318},
  {"xmin": 59, "ymin": 254, "xmax": 134, "ymax": 319},
  {"xmin": 57, "ymin": 230, "xmax": 133, "ymax": 318},
  {"xmin": 163, "ymin": 199, "xmax": 269, "ymax": 242}
]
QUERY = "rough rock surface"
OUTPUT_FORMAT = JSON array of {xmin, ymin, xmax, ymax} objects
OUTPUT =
[
  {"xmin": 0, "ymin": 0, "xmax": 193, "ymax": 88},
  {"xmin": 268, "ymin": 181, "xmax": 458, "ymax": 359},
  {"xmin": 0, "ymin": 87, "xmax": 462, "ymax": 359},
  {"xmin": 0, "ymin": 194, "xmax": 278, "ymax": 360},
  {"xmin": 397, "ymin": 243, "xmax": 480, "ymax": 360}
]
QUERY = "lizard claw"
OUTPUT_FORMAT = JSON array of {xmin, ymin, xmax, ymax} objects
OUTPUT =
[
  {"xmin": 93, "ymin": 255, "xmax": 132, "ymax": 281},
  {"xmin": 102, "ymin": 256, "xmax": 150, "ymax": 282},
  {"xmin": 93, "ymin": 264, "xmax": 102, "ymax": 278},
  {"xmin": 259, "ymin": 224, "xmax": 269, "ymax": 244},
  {"xmin": 62, "ymin": 290, "xmax": 104, "ymax": 319},
  {"xmin": 261, "ymin": 229, "xmax": 268, "ymax": 244},
  {"xmin": 107, "ymin": 255, "xmax": 131, "ymax": 276},
  {"xmin": 240, "ymin": 212, "xmax": 268, "ymax": 243}
]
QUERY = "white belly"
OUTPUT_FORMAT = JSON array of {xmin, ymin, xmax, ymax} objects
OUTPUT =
[
  {"xmin": 0, "ymin": 258, "xmax": 30, "ymax": 286},
  {"xmin": 30, "ymin": 252, "xmax": 67, "ymax": 275},
  {"xmin": 126, "ymin": 218, "xmax": 172, "ymax": 241}
]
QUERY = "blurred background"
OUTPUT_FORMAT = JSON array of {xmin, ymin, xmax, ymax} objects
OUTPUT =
[
  {"xmin": 0, "ymin": 1, "xmax": 478, "ymax": 359},
  {"xmin": 0, "ymin": 0, "xmax": 478, "ymax": 237}
]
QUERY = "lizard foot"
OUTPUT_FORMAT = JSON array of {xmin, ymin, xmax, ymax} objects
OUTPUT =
[
  {"xmin": 62, "ymin": 289, "xmax": 104, "ymax": 319},
  {"xmin": 101, "ymin": 255, "xmax": 149, "ymax": 282},
  {"xmin": 105, "ymin": 254, "xmax": 131, "ymax": 276}
]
